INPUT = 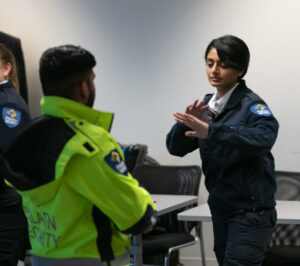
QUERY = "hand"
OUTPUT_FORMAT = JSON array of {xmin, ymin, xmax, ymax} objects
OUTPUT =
[
  {"xmin": 185, "ymin": 99, "xmax": 211, "ymax": 122},
  {"xmin": 174, "ymin": 112, "xmax": 209, "ymax": 139},
  {"xmin": 143, "ymin": 225, "xmax": 154, "ymax": 234}
]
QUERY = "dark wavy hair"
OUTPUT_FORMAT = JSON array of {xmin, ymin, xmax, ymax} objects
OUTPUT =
[
  {"xmin": 39, "ymin": 44, "xmax": 96, "ymax": 99},
  {"xmin": 205, "ymin": 35, "xmax": 250, "ymax": 79}
]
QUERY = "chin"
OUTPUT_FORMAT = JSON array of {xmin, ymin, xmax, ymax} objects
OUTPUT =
[{"xmin": 209, "ymin": 81, "xmax": 220, "ymax": 88}]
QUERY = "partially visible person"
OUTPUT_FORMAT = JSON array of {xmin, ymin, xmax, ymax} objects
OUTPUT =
[
  {"xmin": 1, "ymin": 44, "xmax": 157, "ymax": 266},
  {"xmin": 0, "ymin": 43, "xmax": 31, "ymax": 266},
  {"xmin": 167, "ymin": 35, "xmax": 279, "ymax": 265},
  {"xmin": 0, "ymin": 31, "xmax": 28, "ymax": 103}
]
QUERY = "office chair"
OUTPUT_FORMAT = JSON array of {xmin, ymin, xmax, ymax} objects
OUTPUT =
[
  {"xmin": 120, "ymin": 143, "xmax": 159, "ymax": 173},
  {"xmin": 132, "ymin": 164, "xmax": 206, "ymax": 266},
  {"xmin": 263, "ymin": 171, "xmax": 300, "ymax": 266}
]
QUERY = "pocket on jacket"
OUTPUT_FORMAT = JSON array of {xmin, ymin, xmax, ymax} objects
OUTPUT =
[{"xmin": 242, "ymin": 208, "xmax": 277, "ymax": 228}]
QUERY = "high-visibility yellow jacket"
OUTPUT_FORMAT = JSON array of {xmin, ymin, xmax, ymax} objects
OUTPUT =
[{"xmin": 1, "ymin": 96, "xmax": 157, "ymax": 265}]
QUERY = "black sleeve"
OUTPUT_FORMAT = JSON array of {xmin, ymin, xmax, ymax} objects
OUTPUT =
[
  {"xmin": 166, "ymin": 122, "xmax": 199, "ymax": 157},
  {"xmin": 121, "ymin": 204, "xmax": 158, "ymax": 235}
]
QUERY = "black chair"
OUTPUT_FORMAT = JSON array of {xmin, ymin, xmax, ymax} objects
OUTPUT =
[
  {"xmin": 132, "ymin": 164, "xmax": 206, "ymax": 266},
  {"xmin": 120, "ymin": 143, "xmax": 160, "ymax": 173},
  {"xmin": 263, "ymin": 171, "xmax": 300, "ymax": 266}
]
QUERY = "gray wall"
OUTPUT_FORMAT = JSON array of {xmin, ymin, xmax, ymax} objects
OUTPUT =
[{"xmin": 2, "ymin": 0, "xmax": 300, "ymax": 264}]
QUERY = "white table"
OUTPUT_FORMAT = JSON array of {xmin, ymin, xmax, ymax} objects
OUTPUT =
[
  {"xmin": 176, "ymin": 200, "xmax": 300, "ymax": 266},
  {"xmin": 177, "ymin": 200, "xmax": 300, "ymax": 224},
  {"xmin": 131, "ymin": 194, "xmax": 198, "ymax": 266},
  {"xmin": 153, "ymin": 194, "xmax": 198, "ymax": 215}
]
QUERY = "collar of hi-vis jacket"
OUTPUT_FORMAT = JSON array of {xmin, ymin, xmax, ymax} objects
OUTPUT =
[{"xmin": 41, "ymin": 96, "xmax": 114, "ymax": 132}]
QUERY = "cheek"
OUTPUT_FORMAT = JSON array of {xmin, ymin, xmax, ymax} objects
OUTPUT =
[
  {"xmin": 222, "ymin": 71, "xmax": 238, "ymax": 82},
  {"xmin": 206, "ymin": 67, "xmax": 211, "ymax": 76},
  {"xmin": 0, "ymin": 70, "xmax": 5, "ymax": 81}
]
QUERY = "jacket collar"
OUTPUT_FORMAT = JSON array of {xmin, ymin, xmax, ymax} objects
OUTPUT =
[
  {"xmin": 222, "ymin": 79, "xmax": 249, "ymax": 111},
  {"xmin": 41, "ymin": 96, "xmax": 114, "ymax": 132},
  {"xmin": 0, "ymin": 80, "xmax": 13, "ymax": 91}
]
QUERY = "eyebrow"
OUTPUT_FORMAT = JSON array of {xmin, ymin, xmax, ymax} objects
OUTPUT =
[
  {"xmin": 206, "ymin": 58, "xmax": 217, "ymax": 63},
  {"xmin": 206, "ymin": 58, "xmax": 225, "ymax": 64}
]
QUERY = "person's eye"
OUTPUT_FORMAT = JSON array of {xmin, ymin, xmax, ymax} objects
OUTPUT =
[
  {"xmin": 206, "ymin": 62, "xmax": 213, "ymax": 67},
  {"xmin": 220, "ymin": 63, "xmax": 228, "ymax": 69}
]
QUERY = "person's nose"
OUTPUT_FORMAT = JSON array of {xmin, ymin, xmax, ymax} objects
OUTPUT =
[{"xmin": 212, "ymin": 64, "xmax": 219, "ymax": 74}]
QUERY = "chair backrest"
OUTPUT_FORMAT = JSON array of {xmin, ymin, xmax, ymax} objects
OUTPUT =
[
  {"xmin": 269, "ymin": 171, "xmax": 300, "ymax": 247},
  {"xmin": 274, "ymin": 171, "xmax": 300, "ymax": 201},
  {"xmin": 133, "ymin": 164, "xmax": 201, "ymax": 233},
  {"xmin": 133, "ymin": 164, "xmax": 201, "ymax": 195},
  {"xmin": 120, "ymin": 143, "xmax": 159, "ymax": 173}
]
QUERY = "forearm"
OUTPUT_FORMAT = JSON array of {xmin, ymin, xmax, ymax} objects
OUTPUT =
[{"xmin": 166, "ymin": 122, "xmax": 198, "ymax": 157}]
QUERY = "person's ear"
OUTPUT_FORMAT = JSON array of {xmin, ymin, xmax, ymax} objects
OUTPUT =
[
  {"xmin": 77, "ymin": 80, "xmax": 89, "ymax": 105},
  {"xmin": 238, "ymin": 69, "xmax": 244, "ymax": 78},
  {"xmin": 3, "ymin": 63, "xmax": 12, "ymax": 79}
]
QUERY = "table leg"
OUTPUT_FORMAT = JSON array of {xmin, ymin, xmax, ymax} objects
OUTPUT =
[{"xmin": 130, "ymin": 234, "xmax": 143, "ymax": 266}]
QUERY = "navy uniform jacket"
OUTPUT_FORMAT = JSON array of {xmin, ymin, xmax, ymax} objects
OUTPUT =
[
  {"xmin": 166, "ymin": 80, "xmax": 279, "ymax": 213},
  {"xmin": 0, "ymin": 80, "xmax": 31, "ymax": 208}
]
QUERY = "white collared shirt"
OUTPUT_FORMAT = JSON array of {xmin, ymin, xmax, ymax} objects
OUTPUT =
[
  {"xmin": 0, "ymin": 80, "xmax": 8, "ymax": 85},
  {"xmin": 208, "ymin": 83, "xmax": 239, "ymax": 117}
]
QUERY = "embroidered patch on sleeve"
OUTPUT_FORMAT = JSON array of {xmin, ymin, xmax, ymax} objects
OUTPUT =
[
  {"xmin": 104, "ymin": 149, "xmax": 128, "ymax": 176},
  {"xmin": 2, "ymin": 107, "xmax": 22, "ymax": 128},
  {"xmin": 250, "ymin": 104, "xmax": 272, "ymax": 117}
]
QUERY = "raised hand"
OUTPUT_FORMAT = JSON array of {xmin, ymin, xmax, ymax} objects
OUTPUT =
[
  {"xmin": 174, "ymin": 112, "xmax": 209, "ymax": 139},
  {"xmin": 185, "ymin": 99, "xmax": 211, "ymax": 122}
]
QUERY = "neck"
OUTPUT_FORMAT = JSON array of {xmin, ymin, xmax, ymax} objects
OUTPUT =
[
  {"xmin": 216, "ymin": 87, "xmax": 231, "ymax": 99},
  {"xmin": 216, "ymin": 82, "xmax": 239, "ymax": 99}
]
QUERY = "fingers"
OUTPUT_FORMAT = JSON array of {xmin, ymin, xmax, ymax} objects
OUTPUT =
[
  {"xmin": 143, "ymin": 225, "xmax": 154, "ymax": 234},
  {"xmin": 196, "ymin": 99, "xmax": 204, "ymax": 108},
  {"xmin": 185, "ymin": 131, "xmax": 197, "ymax": 137},
  {"xmin": 201, "ymin": 104, "xmax": 209, "ymax": 110},
  {"xmin": 203, "ymin": 116, "xmax": 212, "ymax": 121},
  {"xmin": 174, "ymin": 113, "xmax": 187, "ymax": 124},
  {"xmin": 185, "ymin": 104, "xmax": 193, "ymax": 113},
  {"xmin": 174, "ymin": 113, "xmax": 184, "ymax": 124},
  {"xmin": 192, "ymin": 99, "xmax": 199, "ymax": 109},
  {"xmin": 174, "ymin": 112, "xmax": 192, "ymax": 126},
  {"xmin": 196, "ymin": 103, "xmax": 209, "ymax": 112},
  {"xmin": 174, "ymin": 113, "xmax": 205, "ymax": 133},
  {"xmin": 186, "ymin": 99, "xmax": 199, "ymax": 114},
  {"xmin": 193, "ymin": 100, "xmax": 209, "ymax": 118},
  {"xmin": 174, "ymin": 112, "xmax": 194, "ymax": 122}
]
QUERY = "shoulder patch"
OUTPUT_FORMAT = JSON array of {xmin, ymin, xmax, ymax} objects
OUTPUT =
[
  {"xmin": 250, "ymin": 104, "xmax": 272, "ymax": 117},
  {"xmin": 104, "ymin": 149, "xmax": 128, "ymax": 176},
  {"xmin": 2, "ymin": 107, "xmax": 22, "ymax": 128}
]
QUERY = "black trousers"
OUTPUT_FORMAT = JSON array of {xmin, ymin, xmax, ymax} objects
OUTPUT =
[
  {"xmin": 0, "ymin": 202, "xmax": 29, "ymax": 266},
  {"xmin": 211, "ymin": 208, "xmax": 277, "ymax": 266}
]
